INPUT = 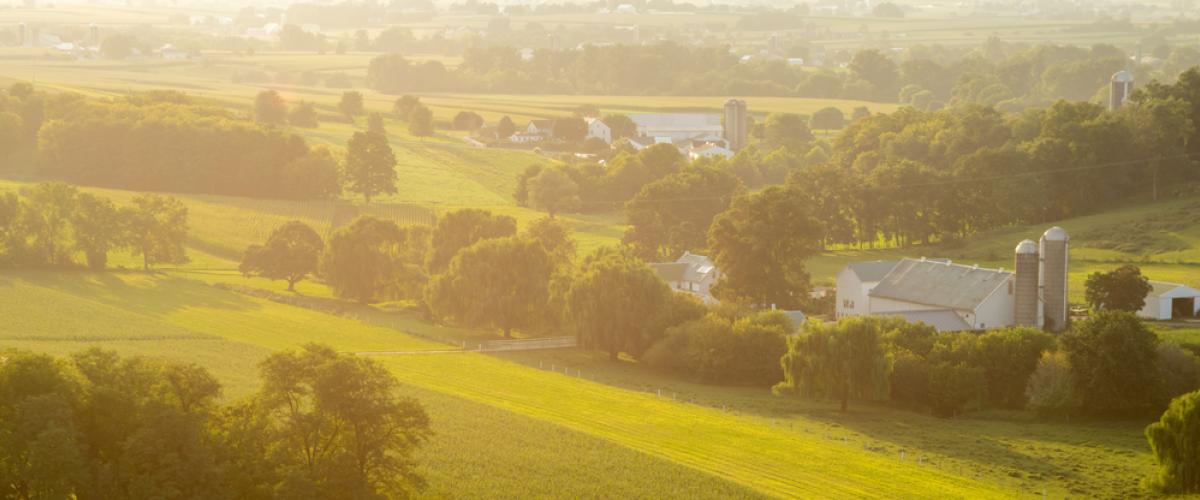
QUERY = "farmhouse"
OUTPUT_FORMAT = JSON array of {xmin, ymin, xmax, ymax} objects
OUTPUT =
[
  {"xmin": 1138, "ymin": 281, "xmax": 1200, "ymax": 320},
  {"xmin": 585, "ymin": 117, "xmax": 612, "ymax": 144},
  {"xmin": 526, "ymin": 119, "xmax": 555, "ymax": 137},
  {"xmin": 649, "ymin": 252, "xmax": 720, "ymax": 305},
  {"xmin": 837, "ymin": 227, "xmax": 1071, "ymax": 332}
]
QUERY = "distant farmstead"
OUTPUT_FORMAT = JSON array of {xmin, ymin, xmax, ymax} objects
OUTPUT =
[
  {"xmin": 649, "ymin": 252, "xmax": 720, "ymax": 305},
  {"xmin": 1138, "ymin": 281, "xmax": 1200, "ymax": 320}
]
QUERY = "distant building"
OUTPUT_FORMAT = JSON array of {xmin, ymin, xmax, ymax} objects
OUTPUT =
[
  {"xmin": 649, "ymin": 252, "xmax": 720, "ymax": 305},
  {"xmin": 584, "ymin": 117, "xmax": 612, "ymax": 144},
  {"xmin": 688, "ymin": 143, "xmax": 733, "ymax": 160},
  {"xmin": 159, "ymin": 44, "xmax": 189, "ymax": 60},
  {"xmin": 835, "ymin": 260, "xmax": 898, "ymax": 319},
  {"xmin": 526, "ymin": 119, "xmax": 555, "ymax": 138},
  {"xmin": 1138, "ymin": 281, "xmax": 1200, "ymax": 320},
  {"xmin": 723, "ymin": 99, "xmax": 748, "ymax": 151},
  {"xmin": 1110, "ymin": 70, "xmax": 1134, "ymax": 110},
  {"xmin": 629, "ymin": 113, "xmax": 723, "ymax": 142}
]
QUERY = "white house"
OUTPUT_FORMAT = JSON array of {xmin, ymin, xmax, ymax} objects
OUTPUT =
[
  {"xmin": 585, "ymin": 117, "xmax": 612, "ymax": 144},
  {"xmin": 508, "ymin": 132, "xmax": 544, "ymax": 144},
  {"xmin": 1139, "ymin": 281, "xmax": 1200, "ymax": 320},
  {"xmin": 688, "ymin": 143, "xmax": 734, "ymax": 160},
  {"xmin": 867, "ymin": 259, "xmax": 1016, "ymax": 331},
  {"xmin": 527, "ymin": 119, "xmax": 555, "ymax": 137},
  {"xmin": 649, "ymin": 252, "xmax": 720, "ymax": 305},
  {"xmin": 835, "ymin": 260, "xmax": 898, "ymax": 319}
]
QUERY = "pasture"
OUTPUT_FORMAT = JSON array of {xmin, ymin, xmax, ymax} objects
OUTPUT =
[{"xmin": 0, "ymin": 269, "xmax": 1155, "ymax": 498}]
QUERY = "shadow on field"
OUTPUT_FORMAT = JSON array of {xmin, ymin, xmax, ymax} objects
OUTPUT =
[{"xmin": 5, "ymin": 269, "xmax": 257, "ymax": 318}]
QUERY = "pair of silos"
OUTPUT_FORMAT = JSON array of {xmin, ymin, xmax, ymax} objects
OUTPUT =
[{"xmin": 1015, "ymin": 227, "xmax": 1069, "ymax": 332}]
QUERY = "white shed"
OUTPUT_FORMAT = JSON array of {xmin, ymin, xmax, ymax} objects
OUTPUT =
[{"xmin": 1139, "ymin": 281, "xmax": 1200, "ymax": 320}]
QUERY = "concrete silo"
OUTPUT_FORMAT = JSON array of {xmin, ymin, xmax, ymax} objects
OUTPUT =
[
  {"xmin": 1014, "ymin": 239, "xmax": 1040, "ymax": 327},
  {"xmin": 1110, "ymin": 70, "xmax": 1134, "ymax": 111},
  {"xmin": 1039, "ymin": 227, "xmax": 1069, "ymax": 332},
  {"xmin": 723, "ymin": 99, "xmax": 748, "ymax": 151}
]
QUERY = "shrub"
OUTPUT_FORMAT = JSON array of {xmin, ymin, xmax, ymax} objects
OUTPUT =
[
  {"xmin": 1144, "ymin": 390, "xmax": 1200, "ymax": 494},
  {"xmin": 1025, "ymin": 351, "xmax": 1078, "ymax": 418}
]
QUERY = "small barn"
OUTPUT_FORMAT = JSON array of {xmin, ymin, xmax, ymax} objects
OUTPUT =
[{"xmin": 1139, "ymin": 281, "xmax": 1200, "ymax": 320}]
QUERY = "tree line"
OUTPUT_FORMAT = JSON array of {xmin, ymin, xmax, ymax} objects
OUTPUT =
[
  {"xmin": 0, "ymin": 344, "xmax": 430, "ymax": 499},
  {"xmin": 0, "ymin": 183, "xmax": 188, "ymax": 271}
]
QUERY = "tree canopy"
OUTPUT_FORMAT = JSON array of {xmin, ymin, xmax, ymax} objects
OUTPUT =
[
  {"xmin": 1085, "ymin": 264, "xmax": 1153, "ymax": 312},
  {"xmin": 240, "ymin": 221, "xmax": 324, "ymax": 291},
  {"xmin": 344, "ymin": 131, "xmax": 397, "ymax": 203}
]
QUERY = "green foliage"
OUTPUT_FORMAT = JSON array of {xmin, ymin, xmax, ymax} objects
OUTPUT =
[
  {"xmin": 708, "ymin": 185, "xmax": 820, "ymax": 309},
  {"xmin": 239, "ymin": 221, "xmax": 324, "ymax": 291},
  {"xmin": 1084, "ymin": 264, "xmax": 1153, "ymax": 312},
  {"xmin": 338, "ymin": 90, "xmax": 364, "ymax": 117},
  {"xmin": 253, "ymin": 90, "xmax": 288, "ymax": 125},
  {"xmin": 1145, "ymin": 390, "xmax": 1200, "ymax": 494},
  {"xmin": 1156, "ymin": 342, "xmax": 1200, "ymax": 409},
  {"xmin": 393, "ymin": 95, "xmax": 421, "ymax": 120},
  {"xmin": 0, "ymin": 183, "xmax": 135, "ymax": 270},
  {"xmin": 408, "ymin": 105, "xmax": 435, "ymax": 137},
  {"xmin": 645, "ymin": 310, "xmax": 791, "ymax": 386},
  {"xmin": 623, "ymin": 166, "xmax": 743, "ymax": 261},
  {"xmin": 971, "ymin": 327, "xmax": 1056, "ymax": 408},
  {"xmin": 280, "ymin": 146, "xmax": 342, "ymax": 200},
  {"xmin": 367, "ymin": 112, "xmax": 386, "ymax": 135},
  {"xmin": 123, "ymin": 194, "xmax": 189, "ymax": 271},
  {"xmin": 778, "ymin": 316, "xmax": 890, "ymax": 411},
  {"xmin": 452, "ymin": 111, "xmax": 484, "ymax": 131},
  {"xmin": 497, "ymin": 115, "xmax": 516, "ymax": 138},
  {"xmin": 71, "ymin": 192, "xmax": 122, "ymax": 270},
  {"xmin": 369, "ymin": 54, "xmax": 450, "ymax": 94},
  {"xmin": 553, "ymin": 117, "xmax": 587, "ymax": 142},
  {"xmin": 527, "ymin": 167, "xmax": 579, "ymax": 217},
  {"xmin": 344, "ymin": 131, "xmax": 397, "ymax": 203},
  {"xmin": 809, "ymin": 106, "xmax": 845, "ymax": 131},
  {"xmin": 321, "ymin": 216, "xmax": 407, "ymax": 303},
  {"xmin": 763, "ymin": 113, "xmax": 815, "ymax": 151},
  {"xmin": 287, "ymin": 101, "xmax": 320, "ymax": 128},
  {"xmin": 1062, "ymin": 311, "xmax": 1161, "ymax": 416},
  {"xmin": 426, "ymin": 209, "xmax": 517, "ymax": 273},
  {"xmin": 1025, "ymin": 351, "xmax": 1078, "ymax": 418},
  {"xmin": 427, "ymin": 236, "xmax": 555, "ymax": 338},
  {"xmin": 602, "ymin": 114, "xmax": 636, "ymax": 140}
]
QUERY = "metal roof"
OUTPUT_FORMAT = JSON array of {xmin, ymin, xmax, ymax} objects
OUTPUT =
[
  {"xmin": 875, "ymin": 310, "xmax": 974, "ymax": 332},
  {"xmin": 869, "ymin": 258, "xmax": 1011, "ymax": 311},
  {"xmin": 649, "ymin": 262, "xmax": 690, "ymax": 282},
  {"xmin": 1149, "ymin": 281, "xmax": 1200, "ymax": 299},
  {"xmin": 845, "ymin": 260, "xmax": 899, "ymax": 283}
]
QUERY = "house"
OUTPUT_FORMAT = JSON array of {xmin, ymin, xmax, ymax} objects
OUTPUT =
[
  {"xmin": 835, "ymin": 260, "xmax": 898, "ymax": 319},
  {"xmin": 629, "ymin": 114, "xmax": 723, "ymax": 142},
  {"xmin": 1138, "ymin": 281, "xmax": 1200, "ymax": 320},
  {"xmin": 584, "ymin": 117, "xmax": 612, "ymax": 144},
  {"xmin": 527, "ymin": 119, "xmax": 555, "ymax": 137},
  {"xmin": 508, "ymin": 132, "xmax": 544, "ymax": 144},
  {"xmin": 649, "ymin": 252, "xmax": 720, "ymax": 305},
  {"xmin": 688, "ymin": 143, "xmax": 734, "ymax": 160},
  {"xmin": 867, "ymin": 258, "xmax": 1016, "ymax": 332}
]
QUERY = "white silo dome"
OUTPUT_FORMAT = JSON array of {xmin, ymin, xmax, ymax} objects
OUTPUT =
[
  {"xmin": 1111, "ymin": 70, "xmax": 1134, "ymax": 83},
  {"xmin": 1015, "ymin": 239, "xmax": 1038, "ymax": 254},
  {"xmin": 1042, "ymin": 226, "xmax": 1068, "ymax": 241}
]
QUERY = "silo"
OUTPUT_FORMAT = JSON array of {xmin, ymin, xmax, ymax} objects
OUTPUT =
[
  {"xmin": 1039, "ymin": 227, "xmax": 1069, "ymax": 332},
  {"xmin": 723, "ymin": 99, "xmax": 748, "ymax": 151},
  {"xmin": 1014, "ymin": 239, "xmax": 1040, "ymax": 327},
  {"xmin": 1110, "ymin": 71, "xmax": 1134, "ymax": 111}
]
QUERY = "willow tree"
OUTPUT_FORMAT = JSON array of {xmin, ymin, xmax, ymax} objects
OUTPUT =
[
  {"xmin": 425, "ymin": 236, "xmax": 554, "ymax": 338},
  {"xmin": 1145, "ymin": 390, "xmax": 1200, "ymax": 494},
  {"xmin": 776, "ymin": 316, "xmax": 890, "ymax": 412}
]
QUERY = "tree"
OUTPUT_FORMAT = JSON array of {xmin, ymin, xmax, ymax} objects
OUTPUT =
[
  {"xmin": 338, "ymin": 91, "xmax": 364, "ymax": 117},
  {"xmin": 553, "ymin": 117, "xmax": 587, "ymax": 142},
  {"xmin": 393, "ymin": 95, "xmax": 420, "ymax": 120},
  {"xmin": 239, "ymin": 221, "xmax": 324, "ymax": 291},
  {"xmin": 971, "ymin": 327, "xmax": 1055, "ymax": 409},
  {"xmin": 452, "ymin": 111, "xmax": 484, "ymax": 131},
  {"xmin": 1025, "ymin": 351, "xmax": 1078, "ymax": 418},
  {"xmin": 256, "ymin": 344, "xmax": 431, "ymax": 498},
  {"xmin": 0, "ymin": 351, "xmax": 87, "ymax": 499},
  {"xmin": 99, "ymin": 34, "xmax": 136, "ymax": 59},
  {"xmin": 367, "ymin": 112, "xmax": 386, "ymax": 135},
  {"xmin": 288, "ymin": 101, "xmax": 320, "ymax": 128},
  {"xmin": 708, "ymin": 186, "xmax": 821, "ymax": 309},
  {"xmin": 426, "ymin": 237, "xmax": 554, "ymax": 338},
  {"xmin": 809, "ymin": 107, "xmax": 845, "ymax": 131},
  {"xmin": 602, "ymin": 114, "xmax": 637, "ymax": 140},
  {"xmin": 71, "ymin": 192, "xmax": 123, "ymax": 270},
  {"xmin": 344, "ymin": 131, "xmax": 397, "ymax": 203},
  {"xmin": 849, "ymin": 50, "xmax": 900, "ymax": 98},
  {"xmin": 0, "ymin": 112, "xmax": 24, "ymax": 159},
  {"xmin": 763, "ymin": 113, "xmax": 815, "ymax": 151},
  {"xmin": 408, "ymin": 105, "xmax": 434, "ymax": 137},
  {"xmin": 524, "ymin": 216, "xmax": 576, "ymax": 267},
  {"xmin": 281, "ymin": 146, "xmax": 342, "ymax": 200},
  {"xmin": 1145, "ymin": 390, "xmax": 1200, "ymax": 494},
  {"xmin": 527, "ymin": 167, "xmax": 579, "ymax": 217},
  {"xmin": 426, "ymin": 209, "xmax": 517, "ymax": 273},
  {"xmin": 1085, "ymin": 264, "xmax": 1153, "ymax": 312},
  {"xmin": 497, "ymin": 115, "xmax": 516, "ymax": 138},
  {"xmin": 321, "ymin": 216, "xmax": 405, "ymax": 303},
  {"xmin": 254, "ymin": 90, "xmax": 288, "ymax": 125},
  {"xmin": 872, "ymin": 2, "xmax": 904, "ymax": 17},
  {"xmin": 1157, "ymin": 342, "xmax": 1200, "ymax": 409},
  {"xmin": 564, "ymin": 247, "xmax": 693, "ymax": 360},
  {"xmin": 776, "ymin": 316, "xmax": 890, "ymax": 412},
  {"xmin": 18, "ymin": 182, "xmax": 78, "ymax": 266},
  {"xmin": 1062, "ymin": 311, "xmax": 1161, "ymax": 416},
  {"xmin": 624, "ymin": 166, "xmax": 743, "ymax": 261},
  {"xmin": 123, "ymin": 194, "xmax": 189, "ymax": 271}
]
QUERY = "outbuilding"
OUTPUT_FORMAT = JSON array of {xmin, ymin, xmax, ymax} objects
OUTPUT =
[{"xmin": 1138, "ymin": 281, "xmax": 1200, "ymax": 320}]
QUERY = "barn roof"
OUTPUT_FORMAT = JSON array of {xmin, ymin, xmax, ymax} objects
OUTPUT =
[
  {"xmin": 1149, "ymin": 281, "xmax": 1200, "ymax": 299},
  {"xmin": 876, "ymin": 310, "xmax": 974, "ymax": 332},
  {"xmin": 869, "ymin": 259, "xmax": 1011, "ymax": 312},
  {"xmin": 845, "ymin": 260, "xmax": 899, "ymax": 283}
]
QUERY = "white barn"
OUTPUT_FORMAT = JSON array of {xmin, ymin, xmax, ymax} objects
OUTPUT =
[
  {"xmin": 867, "ymin": 259, "xmax": 1016, "ymax": 332},
  {"xmin": 629, "ymin": 114, "xmax": 723, "ymax": 142},
  {"xmin": 835, "ymin": 260, "xmax": 897, "ymax": 319},
  {"xmin": 1139, "ymin": 281, "xmax": 1200, "ymax": 320}
]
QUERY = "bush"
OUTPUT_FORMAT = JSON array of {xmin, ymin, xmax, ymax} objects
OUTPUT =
[
  {"xmin": 1025, "ymin": 351, "xmax": 1078, "ymax": 418},
  {"xmin": 1145, "ymin": 390, "xmax": 1200, "ymax": 494},
  {"xmin": 644, "ymin": 310, "xmax": 790, "ymax": 386},
  {"xmin": 1062, "ymin": 311, "xmax": 1161, "ymax": 416},
  {"xmin": 1157, "ymin": 342, "xmax": 1200, "ymax": 409}
]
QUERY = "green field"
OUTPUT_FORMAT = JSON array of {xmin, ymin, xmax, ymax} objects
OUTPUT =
[{"xmin": 0, "ymin": 269, "xmax": 1158, "ymax": 498}]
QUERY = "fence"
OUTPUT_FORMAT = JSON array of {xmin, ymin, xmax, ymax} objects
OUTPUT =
[{"xmin": 475, "ymin": 336, "xmax": 577, "ymax": 352}]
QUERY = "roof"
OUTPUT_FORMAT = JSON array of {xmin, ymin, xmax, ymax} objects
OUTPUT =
[
  {"xmin": 649, "ymin": 262, "xmax": 690, "ymax": 282},
  {"xmin": 629, "ymin": 113, "xmax": 722, "ymax": 131},
  {"xmin": 1149, "ymin": 281, "xmax": 1200, "ymax": 299},
  {"xmin": 875, "ymin": 310, "xmax": 974, "ymax": 332},
  {"xmin": 529, "ymin": 119, "xmax": 554, "ymax": 129},
  {"xmin": 869, "ymin": 259, "xmax": 1011, "ymax": 311},
  {"xmin": 845, "ymin": 260, "xmax": 899, "ymax": 283}
]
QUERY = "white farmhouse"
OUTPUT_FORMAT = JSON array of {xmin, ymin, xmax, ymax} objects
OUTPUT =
[
  {"xmin": 649, "ymin": 252, "xmax": 720, "ymax": 305},
  {"xmin": 1138, "ymin": 281, "xmax": 1200, "ymax": 320},
  {"xmin": 585, "ymin": 117, "xmax": 612, "ymax": 144},
  {"xmin": 526, "ymin": 119, "xmax": 555, "ymax": 137},
  {"xmin": 835, "ymin": 260, "xmax": 898, "ymax": 319},
  {"xmin": 688, "ymin": 143, "xmax": 734, "ymax": 161},
  {"xmin": 867, "ymin": 259, "xmax": 1016, "ymax": 332}
]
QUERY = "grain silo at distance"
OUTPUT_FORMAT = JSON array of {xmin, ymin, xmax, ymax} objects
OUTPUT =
[
  {"xmin": 1014, "ymin": 239, "xmax": 1040, "ymax": 328},
  {"xmin": 1040, "ymin": 227, "xmax": 1070, "ymax": 332}
]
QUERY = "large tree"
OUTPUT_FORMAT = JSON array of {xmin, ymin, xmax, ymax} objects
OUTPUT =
[
  {"xmin": 254, "ymin": 90, "xmax": 288, "ymax": 125},
  {"xmin": 338, "ymin": 90, "xmax": 364, "ymax": 117},
  {"xmin": 407, "ymin": 105, "xmax": 434, "ymax": 137},
  {"xmin": 321, "ymin": 216, "xmax": 405, "ymax": 303},
  {"xmin": 623, "ymin": 166, "xmax": 743, "ymax": 261},
  {"xmin": 122, "ymin": 194, "xmax": 188, "ymax": 271},
  {"xmin": 1145, "ymin": 390, "xmax": 1200, "ymax": 494},
  {"xmin": 240, "ymin": 221, "xmax": 324, "ymax": 291},
  {"xmin": 344, "ymin": 131, "xmax": 397, "ymax": 203},
  {"xmin": 527, "ymin": 167, "xmax": 579, "ymax": 218},
  {"xmin": 1062, "ymin": 311, "xmax": 1160, "ymax": 416},
  {"xmin": 763, "ymin": 113, "xmax": 815, "ymax": 152},
  {"xmin": 1085, "ymin": 264, "xmax": 1153, "ymax": 312},
  {"xmin": 776, "ymin": 316, "xmax": 890, "ymax": 412},
  {"xmin": 18, "ymin": 182, "xmax": 78, "ymax": 266},
  {"xmin": 426, "ymin": 236, "xmax": 554, "ymax": 338},
  {"xmin": 707, "ymin": 185, "xmax": 821, "ymax": 309},
  {"xmin": 426, "ymin": 209, "xmax": 517, "ymax": 273},
  {"xmin": 71, "ymin": 192, "xmax": 123, "ymax": 270},
  {"xmin": 602, "ymin": 114, "xmax": 637, "ymax": 140}
]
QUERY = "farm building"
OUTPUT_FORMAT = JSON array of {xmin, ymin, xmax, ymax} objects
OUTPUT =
[
  {"xmin": 629, "ymin": 114, "xmax": 723, "ymax": 142},
  {"xmin": 1138, "ymin": 281, "xmax": 1200, "ymax": 320},
  {"xmin": 836, "ymin": 227, "xmax": 1071, "ymax": 332},
  {"xmin": 649, "ymin": 252, "xmax": 720, "ymax": 305},
  {"xmin": 688, "ymin": 143, "xmax": 734, "ymax": 160},
  {"xmin": 526, "ymin": 119, "xmax": 555, "ymax": 137},
  {"xmin": 585, "ymin": 118, "xmax": 612, "ymax": 144}
]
